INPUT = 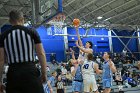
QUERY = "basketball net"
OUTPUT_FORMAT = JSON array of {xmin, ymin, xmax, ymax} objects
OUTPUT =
[{"xmin": 48, "ymin": 13, "xmax": 66, "ymax": 34}]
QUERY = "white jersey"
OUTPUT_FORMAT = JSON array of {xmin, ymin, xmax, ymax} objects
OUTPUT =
[
  {"xmin": 82, "ymin": 60, "xmax": 98, "ymax": 92},
  {"xmin": 78, "ymin": 48, "xmax": 93, "ymax": 62},
  {"xmin": 82, "ymin": 60, "xmax": 95, "ymax": 79},
  {"xmin": 84, "ymin": 48, "xmax": 93, "ymax": 60}
]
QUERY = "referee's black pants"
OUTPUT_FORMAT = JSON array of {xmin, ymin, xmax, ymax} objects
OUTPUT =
[{"xmin": 6, "ymin": 62, "xmax": 44, "ymax": 93}]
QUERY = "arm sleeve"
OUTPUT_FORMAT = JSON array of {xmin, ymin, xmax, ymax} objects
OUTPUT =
[
  {"xmin": 30, "ymin": 28, "xmax": 41, "ymax": 44},
  {"xmin": 0, "ymin": 34, "xmax": 4, "ymax": 48}
]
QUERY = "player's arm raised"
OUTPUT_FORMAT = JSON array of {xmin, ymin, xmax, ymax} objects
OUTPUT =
[
  {"xmin": 75, "ymin": 27, "xmax": 83, "ymax": 47},
  {"xmin": 75, "ymin": 41, "xmax": 93, "ymax": 54},
  {"xmin": 70, "ymin": 48, "xmax": 76, "ymax": 60}
]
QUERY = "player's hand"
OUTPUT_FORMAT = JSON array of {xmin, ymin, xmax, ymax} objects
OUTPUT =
[{"xmin": 138, "ymin": 61, "xmax": 140, "ymax": 69}]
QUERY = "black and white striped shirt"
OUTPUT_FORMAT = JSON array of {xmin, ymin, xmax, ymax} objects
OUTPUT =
[
  {"xmin": 0, "ymin": 25, "xmax": 41, "ymax": 64},
  {"xmin": 56, "ymin": 81, "xmax": 64, "ymax": 89}
]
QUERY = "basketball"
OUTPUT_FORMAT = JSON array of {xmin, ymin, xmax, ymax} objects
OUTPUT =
[{"xmin": 73, "ymin": 18, "xmax": 80, "ymax": 27}]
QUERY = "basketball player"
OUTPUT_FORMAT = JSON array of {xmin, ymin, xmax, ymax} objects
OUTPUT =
[
  {"xmin": 102, "ymin": 52, "xmax": 116, "ymax": 93},
  {"xmin": 70, "ymin": 48, "xmax": 83, "ymax": 93},
  {"xmin": 82, "ymin": 53, "xmax": 102, "ymax": 93},
  {"xmin": 75, "ymin": 27, "xmax": 93, "ymax": 60}
]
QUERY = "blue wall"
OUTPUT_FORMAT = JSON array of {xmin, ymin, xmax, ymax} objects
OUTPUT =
[
  {"xmin": 112, "ymin": 30, "xmax": 139, "ymax": 59},
  {"xmin": 1, "ymin": 24, "xmax": 139, "ymax": 61},
  {"xmin": 112, "ymin": 30, "xmax": 138, "ymax": 53},
  {"xmin": 36, "ymin": 26, "xmax": 65, "ymax": 62}
]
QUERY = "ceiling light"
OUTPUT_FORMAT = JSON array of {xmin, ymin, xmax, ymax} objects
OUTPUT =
[
  {"xmin": 104, "ymin": 17, "xmax": 111, "ymax": 21},
  {"xmin": 97, "ymin": 16, "xmax": 102, "ymax": 19}
]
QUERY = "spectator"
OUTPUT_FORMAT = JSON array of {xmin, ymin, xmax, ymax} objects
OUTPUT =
[
  {"xmin": 46, "ymin": 66, "xmax": 51, "ymax": 77},
  {"xmin": 65, "ymin": 49, "xmax": 71, "ymax": 62},
  {"xmin": 56, "ymin": 64, "xmax": 62, "ymax": 76},
  {"xmin": 115, "ymin": 70, "xmax": 123, "ymax": 85},
  {"xmin": 127, "ymin": 74, "xmax": 137, "ymax": 87},
  {"xmin": 50, "ymin": 53, "xmax": 56, "ymax": 64},
  {"xmin": 137, "ymin": 61, "xmax": 140, "ymax": 70},
  {"xmin": 61, "ymin": 64, "xmax": 67, "ymax": 75},
  {"xmin": 43, "ymin": 71, "xmax": 57, "ymax": 93},
  {"xmin": 131, "ymin": 54, "xmax": 137, "ymax": 63},
  {"xmin": 56, "ymin": 75, "xmax": 66, "ymax": 93},
  {"xmin": 66, "ymin": 71, "xmax": 73, "ymax": 85}
]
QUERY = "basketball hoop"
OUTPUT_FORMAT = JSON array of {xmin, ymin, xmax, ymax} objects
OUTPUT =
[{"xmin": 48, "ymin": 13, "xmax": 66, "ymax": 34}]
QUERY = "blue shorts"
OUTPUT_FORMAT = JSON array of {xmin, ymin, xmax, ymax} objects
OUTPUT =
[
  {"xmin": 103, "ymin": 79, "xmax": 112, "ymax": 89},
  {"xmin": 72, "ymin": 81, "xmax": 83, "ymax": 92}
]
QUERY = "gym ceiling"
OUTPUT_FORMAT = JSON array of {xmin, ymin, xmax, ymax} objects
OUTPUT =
[{"xmin": 0, "ymin": 0, "xmax": 140, "ymax": 31}]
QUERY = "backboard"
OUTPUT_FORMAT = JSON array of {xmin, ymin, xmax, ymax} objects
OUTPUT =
[{"xmin": 38, "ymin": 0, "xmax": 63, "ymax": 24}]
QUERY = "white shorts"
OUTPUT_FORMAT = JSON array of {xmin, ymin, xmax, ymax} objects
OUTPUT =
[{"xmin": 83, "ymin": 77, "xmax": 98, "ymax": 92}]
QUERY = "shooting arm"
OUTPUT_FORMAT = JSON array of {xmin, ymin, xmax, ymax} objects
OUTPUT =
[{"xmin": 75, "ymin": 27, "xmax": 83, "ymax": 46}]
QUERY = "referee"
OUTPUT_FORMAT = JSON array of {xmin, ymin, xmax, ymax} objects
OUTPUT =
[{"xmin": 0, "ymin": 10, "xmax": 47, "ymax": 93}]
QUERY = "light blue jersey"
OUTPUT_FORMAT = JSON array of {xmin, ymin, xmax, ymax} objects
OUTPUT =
[
  {"xmin": 72, "ymin": 65, "xmax": 83, "ymax": 92},
  {"xmin": 102, "ymin": 61, "xmax": 113, "ymax": 88},
  {"xmin": 102, "ymin": 61, "xmax": 112, "ymax": 79},
  {"xmin": 74, "ymin": 64, "xmax": 83, "ymax": 81}
]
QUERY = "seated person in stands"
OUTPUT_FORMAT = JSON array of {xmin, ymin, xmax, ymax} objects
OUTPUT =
[
  {"xmin": 46, "ymin": 66, "xmax": 51, "ymax": 77},
  {"xmin": 61, "ymin": 64, "xmax": 67, "ymax": 75},
  {"xmin": 122, "ymin": 48, "xmax": 127, "ymax": 57},
  {"xmin": 50, "ymin": 53, "xmax": 57, "ymax": 64},
  {"xmin": 137, "ymin": 74, "xmax": 140, "ymax": 81},
  {"xmin": 65, "ymin": 71, "xmax": 73, "ymax": 85},
  {"xmin": 115, "ymin": 70, "xmax": 123, "ymax": 85},
  {"xmin": 96, "ymin": 56, "xmax": 102, "ymax": 69},
  {"xmin": 137, "ymin": 74, "xmax": 140, "ymax": 85},
  {"xmin": 138, "ymin": 61, "xmax": 140, "ymax": 70},
  {"xmin": 43, "ymin": 71, "xmax": 57, "ymax": 93},
  {"xmin": 122, "ymin": 70, "xmax": 130, "ymax": 81},
  {"xmin": 131, "ymin": 54, "xmax": 137, "ymax": 63},
  {"xmin": 126, "ymin": 60, "xmax": 132, "ymax": 64},
  {"xmin": 127, "ymin": 74, "xmax": 137, "ymax": 87},
  {"xmin": 65, "ymin": 49, "xmax": 71, "ymax": 62},
  {"xmin": 55, "ymin": 63, "xmax": 63, "ymax": 76},
  {"xmin": 56, "ymin": 75, "xmax": 66, "ymax": 93},
  {"xmin": 61, "ymin": 64, "xmax": 68, "ymax": 84}
]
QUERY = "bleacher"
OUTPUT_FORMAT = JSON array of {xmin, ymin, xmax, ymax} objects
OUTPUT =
[{"xmin": 47, "ymin": 61, "xmax": 140, "ymax": 93}]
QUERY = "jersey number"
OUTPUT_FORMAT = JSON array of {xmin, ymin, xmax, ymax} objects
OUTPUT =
[{"xmin": 83, "ymin": 64, "xmax": 89, "ymax": 69}]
